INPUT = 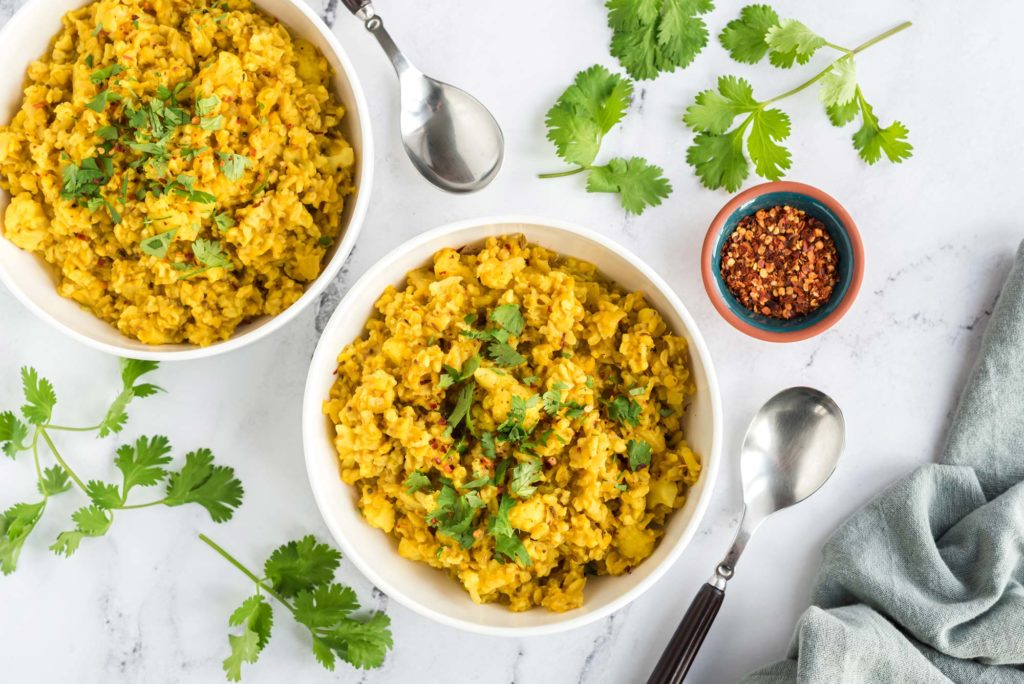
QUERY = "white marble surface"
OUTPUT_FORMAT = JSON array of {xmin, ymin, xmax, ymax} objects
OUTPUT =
[{"xmin": 1, "ymin": 0, "xmax": 1022, "ymax": 682}]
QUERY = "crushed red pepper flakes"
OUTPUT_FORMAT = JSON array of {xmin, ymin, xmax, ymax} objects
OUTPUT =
[{"xmin": 720, "ymin": 205, "xmax": 839, "ymax": 320}]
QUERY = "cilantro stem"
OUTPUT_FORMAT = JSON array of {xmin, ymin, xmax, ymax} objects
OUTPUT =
[
  {"xmin": 30, "ymin": 428, "xmax": 44, "ymax": 486},
  {"xmin": 199, "ymin": 534, "xmax": 292, "ymax": 609},
  {"xmin": 538, "ymin": 166, "xmax": 589, "ymax": 179},
  {"xmin": 119, "ymin": 499, "xmax": 166, "ymax": 510},
  {"xmin": 43, "ymin": 424, "xmax": 101, "ymax": 432},
  {"xmin": 38, "ymin": 427, "xmax": 88, "ymax": 494},
  {"xmin": 763, "ymin": 21, "xmax": 912, "ymax": 106},
  {"xmin": 823, "ymin": 41, "xmax": 852, "ymax": 53}
]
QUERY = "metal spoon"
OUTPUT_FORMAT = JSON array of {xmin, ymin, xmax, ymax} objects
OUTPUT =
[
  {"xmin": 647, "ymin": 387, "xmax": 846, "ymax": 684},
  {"xmin": 341, "ymin": 0, "xmax": 504, "ymax": 193}
]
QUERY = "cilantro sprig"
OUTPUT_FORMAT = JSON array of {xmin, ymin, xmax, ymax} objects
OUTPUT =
[
  {"xmin": 685, "ymin": 8, "xmax": 912, "ymax": 191},
  {"xmin": 606, "ymin": 0, "xmax": 715, "ymax": 80},
  {"xmin": 539, "ymin": 65, "xmax": 671, "ymax": 215},
  {"xmin": 200, "ymin": 534, "xmax": 393, "ymax": 680},
  {"xmin": 0, "ymin": 360, "xmax": 242, "ymax": 574},
  {"xmin": 460, "ymin": 303, "xmax": 528, "ymax": 368}
]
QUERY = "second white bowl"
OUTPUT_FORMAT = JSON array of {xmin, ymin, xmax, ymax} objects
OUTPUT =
[
  {"xmin": 0, "ymin": 0, "xmax": 373, "ymax": 360},
  {"xmin": 302, "ymin": 215, "xmax": 722, "ymax": 636}
]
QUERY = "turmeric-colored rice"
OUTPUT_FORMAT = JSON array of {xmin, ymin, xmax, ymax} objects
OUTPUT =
[{"xmin": 324, "ymin": 235, "xmax": 700, "ymax": 612}]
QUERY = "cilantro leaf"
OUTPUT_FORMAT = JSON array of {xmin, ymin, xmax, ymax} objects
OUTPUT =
[
  {"xmin": 607, "ymin": 0, "xmax": 714, "ymax": 81},
  {"xmin": 447, "ymin": 381, "xmax": 475, "ymax": 430},
  {"xmin": 849, "ymin": 89, "xmax": 913, "ymax": 164},
  {"xmin": 490, "ymin": 304, "xmax": 525, "ymax": 337},
  {"xmin": 178, "ymin": 239, "xmax": 233, "ymax": 280},
  {"xmin": 163, "ymin": 448, "xmax": 244, "ymax": 522},
  {"xmin": 50, "ymin": 505, "xmax": 113, "ymax": 557},
  {"xmin": 440, "ymin": 355, "xmax": 481, "ymax": 390},
  {"xmin": 115, "ymin": 435, "xmax": 173, "ymax": 493},
  {"xmin": 607, "ymin": 395, "xmax": 643, "ymax": 426},
  {"xmin": 404, "ymin": 471, "xmax": 431, "ymax": 494},
  {"xmin": 425, "ymin": 484, "xmax": 485, "ymax": 548},
  {"xmin": 746, "ymin": 108, "xmax": 792, "ymax": 180},
  {"xmin": 545, "ymin": 65, "xmax": 633, "ymax": 166},
  {"xmin": 0, "ymin": 411, "xmax": 30, "ymax": 458},
  {"xmin": 200, "ymin": 114, "xmax": 224, "ymax": 131},
  {"xmin": 0, "ymin": 501, "xmax": 45, "ymax": 574},
  {"xmin": 586, "ymin": 156, "xmax": 672, "ymax": 215},
  {"xmin": 508, "ymin": 460, "xmax": 543, "ymax": 498},
  {"xmin": 224, "ymin": 600, "xmax": 265, "ymax": 684},
  {"xmin": 684, "ymin": 77, "xmax": 791, "ymax": 191},
  {"xmin": 819, "ymin": 58, "xmax": 858, "ymax": 108},
  {"xmin": 321, "ymin": 613, "xmax": 393, "ymax": 670},
  {"xmin": 98, "ymin": 358, "xmax": 163, "ymax": 437},
  {"xmin": 218, "ymin": 152, "xmax": 251, "ymax": 182},
  {"xmin": 90, "ymin": 62, "xmax": 125, "ymax": 84},
  {"xmin": 223, "ymin": 594, "xmax": 274, "ymax": 682},
  {"xmin": 684, "ymin": 75, "xmax": 759, "ymax": 135},
  {"xmin": 719, "ymin": 4, "xmax": 780, "ymax": 64},
  {"xmin": 626, "ymin": 439, "xmax": 653, "ymax": 470},
  {"xmin": 214, "ymin": 212, "xmax": 235, "ymax": 232},
  {"xmin": 38, "ymin": 466, "xmax": 72, "ymax": 496},
  {"xmin": 20, "ymin": 367, "xmax": 56, "ymax": 425},
  {"xmin": 139, "ymin": 228, "xmax": 177, "ymax": 258},
  {"xmin": 481, "ymin": 432, "xmax": 497, "ymax": 459},
  {"xmin": 85, "ymin": 480, "xmax": 122, "ymax": 509},
  {"xmin": 496, "ymin": 395, "xmax": 539, "ymax": 445},
  {"xmin": 264, "ymin": 535, "xmax": 342, "ymax": 598},
  {"xmin": 294, "ymin": 584, "xmax": 359, "ymax": 630},
  {"xmin": 487, "ymin": 342, "xmax": 527, "ymax": 368},
  {"xmin": 765, "ymin": 18, "xmax": 826, "ymax": 68},
  {"xmin": 85, "ymin": 89, "xmax": 122, "ymax": 113},
  {"xmin": 195, "ymin": 94, "xmax": 220, "ymax": 117},
  {"xmin": 488, "ymin": 494, "xmax": 531, "ymax": 566}
]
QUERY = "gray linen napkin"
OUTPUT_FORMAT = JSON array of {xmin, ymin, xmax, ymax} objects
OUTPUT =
[{"xmin": 742, "ymin": 242, "xmax": 1024, "ymax": 684}]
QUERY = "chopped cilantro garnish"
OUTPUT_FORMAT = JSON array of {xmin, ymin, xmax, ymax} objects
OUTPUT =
[
  {"xmin": 446, "ymin": 381, "xmax": 475, "ymax": 432},
  {"xmin": 176, "ymin": 239, "xmax": 232, "ymax": 280},
  {"xmin": 317, "ymin": 236, "xmax": 333, "ymax": 247},
  {"xmin": 439, "ymin": 355, "xmax": 480, "ymax": 390},
  {"xmin": 487, "ymin": 342, "xmax": 527, "ymax": 368},
  {"xmin": 90, "ymin": 62, "xmax": 125, "ymax": 84},
  {"xmin": 462, "ymin": 473, "xmax": 491, "ymax": 490},
  {"xmin": 218, "ymin": 152, "xmax": 251, "ymax": 181},
  {"xmin": 508, "ymin": 460, "xmax": 543, "ymax": 498},
  {"xmin": 139, "ymin": 228, "xmax": 177, "ymax": 258},
  {"xmin": 425, "ymin": 484, "xmax": 485, "ymax": 549},
  {"xmin": 200, "ymin": 114, "xmax": 224, "ymax": 131},
  {"xmin": 626, "ymin": 439, "xmax": 652, "ymax": 471},
  {"xmin": 607, "ymin": 395, "xmax": 642, "ymax": 426},
  {"xmin": 628, "ymin": 386, "xmax": 646, "ymax": 396},
  {"xmin": 85, "ymin": 89, "xmax": 122, "ymax": 113},
  {"xmin": 404, "ymin": 471, "xmax": 430, "ymax": 494},
  {"xmin": 490, "ymin": 304, "xmax": 525, "ymax": 337},
  {"xmin": 488, "ymin": 495, "xmax": 531, "ymax": 566},
  {"xmin": 213, "ymin": 212, "xmax": 235, "ymax": 232},
  {"xmin": 496, "ymin": 395, "xmax": 538, "ymax": 445},
  {"xmin": 195, "ymin": 94, "xmax": 220, "ymax": 116}
]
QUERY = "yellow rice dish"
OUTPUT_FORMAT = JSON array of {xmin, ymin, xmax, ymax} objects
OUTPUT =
[
  {"xmin": 0, "ymin": 0, "xmax": 355, "ymax": 345},
  {"xmin": 324, "ymin": 235, "xmax": 700, "ymax": 612}
]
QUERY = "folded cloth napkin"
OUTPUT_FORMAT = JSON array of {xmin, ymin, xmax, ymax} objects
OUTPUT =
[{"xmin": 743, "ymin": 242, "xmax": 1024, "ymax": 684}]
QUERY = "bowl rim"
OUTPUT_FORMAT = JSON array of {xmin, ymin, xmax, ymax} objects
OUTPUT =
[
  {"xmin": 0, "ymin": 0, "xmax": 374, "ymax": 361},
  {"xmin": 700, "ymin": 181, "xmax": 864, "ymax": 343},
  {"xmin": 302, "ymin": 214, "xmax": 723, "ymax": 636}
]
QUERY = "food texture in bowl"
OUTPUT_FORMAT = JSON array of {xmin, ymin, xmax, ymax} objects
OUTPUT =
[
  {"xmin": 0, "ymin": 0, "xmax": 356, "ymax": 346},
  {"xmin": 323, "ymin": 234, "xmax": 701, "ymax": 612}
]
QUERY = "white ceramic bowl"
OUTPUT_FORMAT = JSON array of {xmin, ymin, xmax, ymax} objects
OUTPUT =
[
  {"xmin": 0, "ymin": 0, "xmax": 373, "ymax": 360},
  {"xmin": 303, "ymin": 216, "xmax": 722, "ymax": 635}
]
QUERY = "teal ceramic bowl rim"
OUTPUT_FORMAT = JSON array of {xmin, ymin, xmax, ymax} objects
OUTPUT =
[{"xmin": 701, "ymin": 181, "xmax": 864, "ymax": 343}]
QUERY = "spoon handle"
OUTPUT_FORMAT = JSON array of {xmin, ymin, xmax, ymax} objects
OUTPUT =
[
  {"xmin": 646, "ymin": 567, "xmax": 731, "ymax": 684},
  {"xmin": 340, "ymin": 0, "xmax": 371, "ymax": 14}
]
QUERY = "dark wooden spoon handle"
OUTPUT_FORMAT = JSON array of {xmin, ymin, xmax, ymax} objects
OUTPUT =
[
  {"xmin": 646, "ymin": 582, "xmax": 725, "ymax": 684},
  {"xmin": 340, "ymin": 0, "xmax": 371, "ymax": 15}
]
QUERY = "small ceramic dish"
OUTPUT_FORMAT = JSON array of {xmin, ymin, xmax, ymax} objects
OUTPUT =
[
  {"xmin": 0, "ymin": 0, "xmax": 373, "ymax": 360},
  {"xmin": 303, "ymin": 215, "xmax": 722, "ymax": 635},
  {"xmin": 701, "ymin": 181, "xmax": 864, "ymax": 343}
]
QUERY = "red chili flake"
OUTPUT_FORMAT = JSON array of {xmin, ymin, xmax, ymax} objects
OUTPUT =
[
  {"xmin": 429, "ymin": 402, "xmax": 439, "ymax": 410},
  {"xmin": 432, "ymin": 457, "xmax": 441, "ymax": 465},
  {"xmin": 438, "ymin": 418, "xmax": 447, "ymax": 427},
  {"xmin": 32, "ymin": 102, "xmax": 47, "ymax": 109},
  {"xmin": 720, "ymin": 205, "xmax": 839, "ymax": 320},
  {"xmin": 75, "ymin": 233, "xmax": 87, "ymax": 241}
]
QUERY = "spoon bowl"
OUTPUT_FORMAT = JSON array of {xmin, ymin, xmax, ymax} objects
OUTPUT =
[
  {"xmin": 343, "ymin": 0, "xmax": 504, "ymax": 193},
  {"xmin": 740, "ymin": 387, "xmax": 845, "ymax": 525},
  {"xmin": 399, "ymin": 74, "xmax": 504, "ymax": 193}
]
